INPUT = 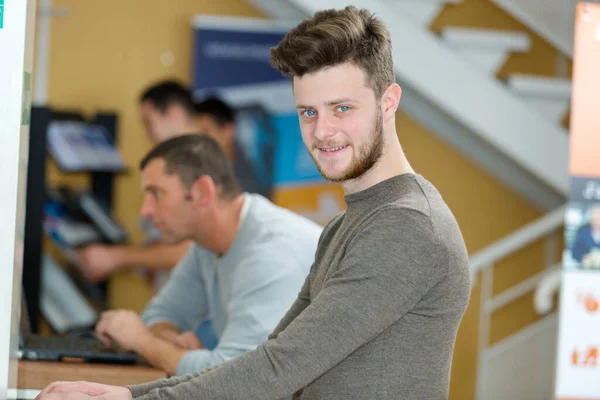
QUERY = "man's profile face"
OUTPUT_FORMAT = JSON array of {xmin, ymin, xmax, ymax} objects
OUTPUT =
[
  {"xmin": 139, "ymin": 158, "xmax": 195, "ymax": 243},
  {"xmin": 293, "ymin": 62, "xmax": 384, "ymax": 183},
  {"xmin": 140, "ymin": 101, "xmax": 174, "ymax": 144}
]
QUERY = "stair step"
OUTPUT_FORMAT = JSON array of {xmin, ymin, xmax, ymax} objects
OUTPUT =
[
  {"xmin": 440, "ymin": 27, "xmax": 531, "ymax": 51},
  {"xmin": 507, "ymin": 73, "xmax": 572, "ymax": 98},
  {"xmin": 507, "ymin": 74, "xmax": 572, "ymax": 124},
  {"xmin": 386, "ymin": 0, "xmax": 462, "ymax": 27},
  {"xmin": 520, "ymin": 98, "xmax": 571, "ymax": 125},
  {"xmin": 439, "ymin": 28, "xmax": 530, "ymax": 74}
]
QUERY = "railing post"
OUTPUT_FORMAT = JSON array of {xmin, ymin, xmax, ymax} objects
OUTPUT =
[{"xmin": 475, "ymin": 264, "xmax": 494, "ymax": 400}]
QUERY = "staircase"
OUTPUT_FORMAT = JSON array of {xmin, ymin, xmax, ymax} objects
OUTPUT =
[{"xmin": 490, "ymin": 0, "xmax": 592, "ymax": 57}]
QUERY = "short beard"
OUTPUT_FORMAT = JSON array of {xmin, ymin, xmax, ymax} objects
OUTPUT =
[{"xmin": 314, "ymin": 108, "xmax": 384, "ymax": 183}]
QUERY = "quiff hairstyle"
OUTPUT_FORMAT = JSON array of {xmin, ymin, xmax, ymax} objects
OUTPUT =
[{"xmin": 270, "ymin": 6, "xmax": 395, "ymax": 99}]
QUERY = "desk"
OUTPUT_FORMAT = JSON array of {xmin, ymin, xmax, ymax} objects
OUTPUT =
[{"xmin": 17, "ymin": 360, "xmax": 166, "ymax": 390}]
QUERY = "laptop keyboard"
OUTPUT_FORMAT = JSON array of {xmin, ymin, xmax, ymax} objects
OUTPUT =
[{"xmin": 26, "ymin": 334, "xmax": 107, "ymax": 353}]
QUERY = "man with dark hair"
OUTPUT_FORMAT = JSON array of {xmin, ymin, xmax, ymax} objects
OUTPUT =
[
  {"xmin": 140, "ymin": 81, "xmax": 263, "ymax": 194},
  {"xmin": 140, "ymin": 84, "xmax": 237, "ymax": 164},
  {"xmin": 80, "ymin": 134, "xmax": 320, "ymax": 376},
  {"xmin": 195, "ymin": 97, "xmax": 272, "ymax": 198},
  {"xmin": 194, "ymin": 97, "xmax": 236, "ymax": 152},
  {"xmin": 75, "ymin": 82, "xmax": 277, "ymax": 354},
  {"xmin": 76, "ymin": 82, "xmax": 266, "ymax": 283},
  {"xmin": 38, "ymin": 6, "xmax": 470, "ymax": 400},
  {"xmin": 139, "ymin": 80, "xmax": 200, "ymax": 144}
]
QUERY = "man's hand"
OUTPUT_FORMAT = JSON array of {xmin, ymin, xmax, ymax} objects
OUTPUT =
[
  {"xmin": 37, "ymin": 393, "xmax": 92, "ymax": 400},
  {"xmin": 95, "ymin": 312, "xmax": 187, "ymax": 375},
  {"xmin": 96, "ymin": 310, "xmax": 152, "ymax": 352},
  {"xmin": 76, "ymin": 244, "xmax": 126, "ymax": 282},
  {"xmin": 173, "ymin": 331, "xmax": 203, "ymax": 350},
  {"xmin": 35, "ymin": 381, "xmax": 132, "ymax": 400}
]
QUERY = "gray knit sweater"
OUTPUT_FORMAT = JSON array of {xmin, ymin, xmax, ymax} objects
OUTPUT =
[{"xmin": 129, "ymin": 173, "xmax": 472, "ymax": 399}]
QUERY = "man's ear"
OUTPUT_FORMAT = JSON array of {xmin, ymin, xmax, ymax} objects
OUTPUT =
[
  {"xmin": 221, "ymin": 123, "xmax": 236, "ymax": 147},
  {"xmin": 382, "ymin": 83, "xmax": 402, "ymax": 122},
  {"xmin": 189, "ymin": 175, "xmax": 216, "ymax": 206}
]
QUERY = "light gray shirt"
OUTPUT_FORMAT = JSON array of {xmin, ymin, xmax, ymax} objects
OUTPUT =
[{"xmin": 141, "ymin": 193, "xmax": 322, "ymax": 375}]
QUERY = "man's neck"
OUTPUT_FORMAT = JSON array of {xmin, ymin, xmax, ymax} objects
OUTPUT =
[
  {"xmin": 172, "ymin": 123, "xmax": 200, "ymax": 138},
  {"xmin": 194, "ymin": 194, "xmax": 246, "ymax": 256},
  {"xmin": 341, "ymin": 133, "xmax": 413, "ymax": 195}
]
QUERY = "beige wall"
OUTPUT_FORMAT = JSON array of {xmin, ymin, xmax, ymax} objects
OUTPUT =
[{"xmin": 41, "ymin": 1, "xmax": 564, "ymax": 398}]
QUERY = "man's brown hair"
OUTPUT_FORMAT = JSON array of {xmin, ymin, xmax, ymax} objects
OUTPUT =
[
  {"xmin": 270, "ymin": 6, "xmax": 394, "ymax": 99},
  {"xmin": 140, "ymin": 134, "xmax": 241, "ymax": 200}
]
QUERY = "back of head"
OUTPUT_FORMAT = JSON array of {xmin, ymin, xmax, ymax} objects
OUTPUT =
[
  {"xmin": 140, "ymin": 79, "xmax": 197, "ymax": 116},
  {"xmin": 269, "ymin": 6, "xmax": 394, "ymax": 99},
  {"xmin": 140, "ymin": 134, "xmax": 242, "ymax": 200},
  {"xmin": 195, "ymin": 97, "xmax": 235, "ymax": 127}
]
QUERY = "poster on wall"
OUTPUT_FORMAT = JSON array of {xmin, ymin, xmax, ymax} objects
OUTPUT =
[
  {"xmin": 190, "ymin": 15, "xmax": 345, "ymax": 226},
  {"xmin": 555, "ymin": 3, "xmax": 600, "ymax": 399}
]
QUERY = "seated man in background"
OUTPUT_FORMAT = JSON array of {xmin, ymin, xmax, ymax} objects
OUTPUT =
[
  {"xmin": 76, "ymin": 80, "xmax": 277, "ymax": 351},
  {"xmin": 195, "ymin": 97, "xmax": 274, "ymax": 199},
  {"xmin": 93, "ymin": 134, "xmax": 321, "ymax": 375},
  {"xmin": 76, "ymin": 81, "xmax": 265, "ymax": 282}
]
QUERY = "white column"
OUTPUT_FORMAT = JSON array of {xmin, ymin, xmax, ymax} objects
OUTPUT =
[{"xmin": 0, "ymin": 0, "xmax": 38, "ymax": 397}]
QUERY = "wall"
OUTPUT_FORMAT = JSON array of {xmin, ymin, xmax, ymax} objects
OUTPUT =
[{"xmin": 41, "ymin": 0, "xmax": 562, "ymax": 398}]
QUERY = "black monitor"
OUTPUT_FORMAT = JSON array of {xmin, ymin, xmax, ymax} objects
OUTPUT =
[
  {"xmin": 22, "ymin": 106, "xmax": 124, "ymax": 333},
  {"xmin": 22, "ymin": 106, "xmax": 51, "ymax": 334}
]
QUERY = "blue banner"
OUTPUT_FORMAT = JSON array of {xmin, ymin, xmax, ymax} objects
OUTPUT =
[
  {"xmin": 192, "ymin": 28, "xmax": 287, "ymax": 90},
  {"xmin": 191, "ymin": 17, "xmax": 326, "ymax": 189}
]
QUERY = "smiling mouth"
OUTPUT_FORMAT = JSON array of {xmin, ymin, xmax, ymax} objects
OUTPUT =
[{"xmin": 320, "ymin": 145, "xmax": 349, "ymax": 152}]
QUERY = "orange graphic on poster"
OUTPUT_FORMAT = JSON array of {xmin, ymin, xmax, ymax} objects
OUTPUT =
[
  {"xmin": 569, "ymin": 4, "xmax": 600, "ymax": 177},
  {"xmin": 571, "ymin": 346, "xmax": 598, "ymax": 367},
  {"xmin": 577, "ymin": 292, "xmax": 599, "ymax": 313}
]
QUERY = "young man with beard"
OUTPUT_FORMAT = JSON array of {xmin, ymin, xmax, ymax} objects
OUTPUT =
[{"xmin": 37, "ymin": 6, "xmax": 471, "ymax": 400}]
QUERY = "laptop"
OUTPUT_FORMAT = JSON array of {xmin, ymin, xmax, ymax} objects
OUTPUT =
[{"xmin": 18, "ymin": 292, "xmax": 137, "ymax": 365}]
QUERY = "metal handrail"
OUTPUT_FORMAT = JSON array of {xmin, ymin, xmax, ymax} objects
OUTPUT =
[{"xmin": 470, "ymin": 205, "xmax": 566, "ymax": 273}]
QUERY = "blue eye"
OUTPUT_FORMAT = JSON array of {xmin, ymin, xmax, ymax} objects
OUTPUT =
[
  {"xmin": 302, "ymin": 109, "xmax": 316, "ymax": 117},
  {"xmin": 337, "ymin": 105, "xmax": 350, "ymax": 112}
]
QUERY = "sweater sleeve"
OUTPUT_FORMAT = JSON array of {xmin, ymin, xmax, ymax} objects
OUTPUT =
[
  {"xmin": 130, "ymin": 209, "xmax": 440, "ymax": 400},
  {"xmin": 266, "ymin": 265, "xmax": 312, "ymax": 342},
  {"xmin": 267, "ymin": 214, "xmax": 338, "ymax": 341}
]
